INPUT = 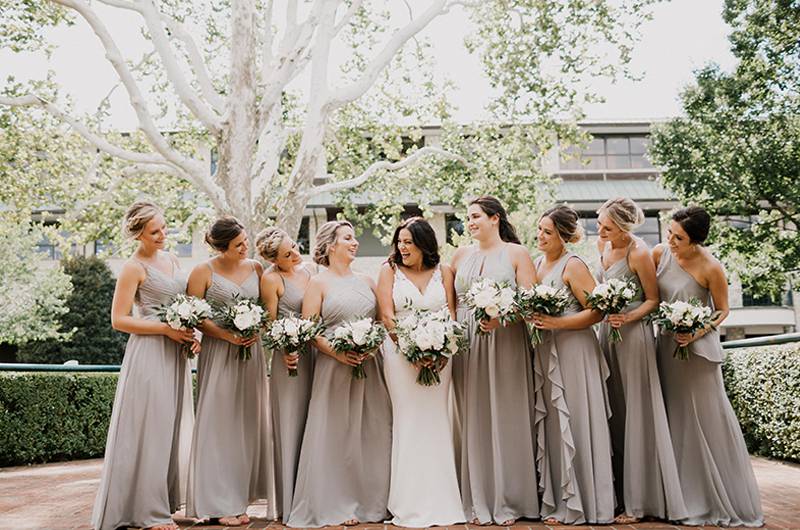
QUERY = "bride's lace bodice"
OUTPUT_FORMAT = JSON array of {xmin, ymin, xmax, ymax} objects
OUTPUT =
[{"xmin": 392, "ymin": 265, "xmax": 447, "ymax": 317}]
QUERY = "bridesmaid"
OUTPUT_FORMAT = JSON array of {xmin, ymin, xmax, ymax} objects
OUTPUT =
[
  {"xmin": 185, "ymin": 217, "xmax": 273, "ymax": 527},
  {"xmin": 377, "ymin": 217, "xmax": 465, "ymax": 527},
  {"xmin": 256, "ymin": 226, "xmax": 315, "ymax": 523},
  {"xmin": 287, "ymin": 220, "xmax": 392, "ymax": 528},
  {"xmin": 654, "ymin": 206, "xmax": 763, "ymax": 527},
  {"xmin": 450, "ymin": 196, "xmax": 539, "ymax": 526},
  {"xmin": 595, "ymin": 198, "xmax": 687, "ymax": 523},
  {"xmin": 92, "ymin": 201, "xmax": 196, "ymax": 530},
  {"xmin": 531, "ymin": 204, "xmax": 614, "ymax": 525}
]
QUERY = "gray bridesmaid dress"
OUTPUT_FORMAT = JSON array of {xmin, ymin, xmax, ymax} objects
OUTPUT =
[
  {"xmin": 656, "ymin": 248, "xmax": 763, "ymax": 527},
  {"xmin": 92, "ymin": 258, "xmax": 194, "ymax": 530},
  {"xmin": 270, "ymin": 270, "xmax": 316, "ymax": 521},
  {"xmin": 186, "ymin": 262, "xmax": 274, "ymax": 520},
  {"xmin": 286, "ymin": 274, "xmax": 392, "ymax": 528},
  {"xmin": 453, "ymin": 245, "xmax": 539, "ymax": 524},
  {"xmin": 533, "ymin": 252, "xmax": 615, "ymax": 524},
  {"xmin": 597, "ymin": 242, "xmax": 687, "ymax": 521}
]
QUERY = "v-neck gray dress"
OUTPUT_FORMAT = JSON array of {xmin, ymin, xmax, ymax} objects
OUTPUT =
[
  {"xmin": 453, "ymin": 245, "xmax": 539, "ymax": 524},
  {"xmin": 92, "ymin": 259, "xmax": 194, "ymax": 530},
  {"xmin": 533, "ymin": 252, "xmax": 615, "ymax": 524},
  {"xmin": 656, "ymin": 248, "xmax": 763, "ymax": 527},
  {"xmin": 186, "ymin": 262, "xmax": 275, "ymax": 520},
  {"xmin": 270, "ymin": 269, "xmax": 316, "ymax": 522},
  {"xmin": 597, "ymin": 243, "xmax": 687, "ymax": 521},
  {"xmin": 287, "ymin": 274, "xmax": 392, "ymax": 528}
]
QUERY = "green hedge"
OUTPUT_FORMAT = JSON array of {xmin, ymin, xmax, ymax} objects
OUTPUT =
[
  {"xmin": 0, "ymin": 373, "xmax": 117, "ymax": 466},
  {"xmin": 723, "ymin": 343, "xmax": 800, "ymax": 463},
  {"xmin": 1, "ymin": 344, "xmax": 798, "ymax": 467}
]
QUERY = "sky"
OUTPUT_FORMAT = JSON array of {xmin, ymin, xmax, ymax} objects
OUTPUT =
[{"xmin": 0, "ymin": 0, "xmax": 737, "ymax": 129}]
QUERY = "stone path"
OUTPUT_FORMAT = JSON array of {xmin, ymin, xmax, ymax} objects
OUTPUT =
[{"xmin": 1, "ymin": 457, "xmax": 798, "ymax": 529}]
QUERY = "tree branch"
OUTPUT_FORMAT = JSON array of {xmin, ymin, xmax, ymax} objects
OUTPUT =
[
  {"xmin": 0, "ymin": 94, "xmax": 169, "ymax": 164},
  {"xmin": 333, "ymin": 0, "xmax": 364, "ymax": 36},
  {"xmin": 326, "ymin": 0, "xmax": 448, "ymax": 109},
  {"xmin": 310, "ymin": 146, "xmax": 466, "ymax": 196},
  {"xmin": 51, "ymin": 0, "xmax": 209, "ymax": 183}
]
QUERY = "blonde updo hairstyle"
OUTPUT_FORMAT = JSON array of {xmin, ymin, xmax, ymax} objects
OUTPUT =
[
  {"xmin": 313, "ymin": 220, "xmax": 354, "ymax": 267},
  {"xmin": 597, "ymin": 197, "xmax": 645, "ymax": 233},
  {"xmin": 255, "ymin": 226, "xmax": 289, "ymax": 262},
  {"xmin": 541, "ymin": 204, "xmax": 585, "ymax": 244},
  {"xmin": 122, "ymin": 201, "xmax": 163, "ymax": 240}
]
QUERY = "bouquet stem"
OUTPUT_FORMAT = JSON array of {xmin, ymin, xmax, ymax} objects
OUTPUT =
[
  {"xmin": 239, "ymin": 344, "xmax": 252, "ymax": 361},
  {"xmin": 416, "ymin": 366, "xmax": 441, "ymax": 386},
  {"xmin": 352, "ymin": 363, "xmax": 367, "ymax": 379},
  {"xmin": 609, "ymin": 327, "xmax": 623, "ymax": 344},
  {"xmin": 529, "ymin": 325, "xmax": 542, "ymax": 346},
  {"xmin": 674, "ymin": 344, "xmax": 690, "ymax": 360}
]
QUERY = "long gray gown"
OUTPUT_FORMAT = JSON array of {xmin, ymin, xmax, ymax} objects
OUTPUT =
[
  {"xmin": 92, "ymin": 259, "xmax": 194, "ymax": 530},
  {"xmin": 286, "ymin": 274, "xmax": 392, "ymax": 528},
  {"xmin": 533, "ymin": 252, "xmax": 615, "ymax": 524},
  {"xmin": 597, "ymin": 242, "xmax": 687, "ymax": 521},
  {"xmin": 656, "ymin": 247, "xmax": 763, "ymax": 527},
  {"xmin": 453, "ymin": 245, "xmax": 539, "ymax": 524},
  {"xmin": 186, "ymin": 263, "xmax": 274, "ymax": 520},
  {"xmin": 270, "ymin": 270, "xmax": 316, "ymax": 521}
]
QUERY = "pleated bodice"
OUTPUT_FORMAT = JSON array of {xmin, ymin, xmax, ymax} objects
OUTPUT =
[
  {"xmin": 134, "ymin": 262, "xmax": 187, "ymax": 320},
  {"xmin": 539, "ymin": 252, "xmax": 585, "ymax": 315},
  {"xmin": 321, "ymin": 274, "xmax": 377, "ymax": 338}
]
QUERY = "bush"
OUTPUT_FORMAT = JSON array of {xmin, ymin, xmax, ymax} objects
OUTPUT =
[
  {"xmin": 0, "ymin": 373, "xmax": 117, "ymax": 466},
  {"xmin": 723, "ymin": 343, "xmax": 800, "ymax": 463},
  {"xmin": 17, "ymin": 256, "xmax": 127, "ymax": 365}
]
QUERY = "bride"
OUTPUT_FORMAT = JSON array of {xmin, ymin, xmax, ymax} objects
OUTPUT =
[{"xmin": 377, "ymin": 217, "xmax": 465, "ymax": 528}]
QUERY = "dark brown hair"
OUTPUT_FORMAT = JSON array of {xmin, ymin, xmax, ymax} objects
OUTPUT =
[
  {"xmin": 469, "ymin": 196, "xmax": 521, "ymax": 244},
  {"xmin": 388, "ymin": 217, "xmax": 440, "ymax": 269},
  {"xmin": 672, "ymin": 206, "xmax": 711, "ymax": 244},
  {"xmin": 205, "ymin": 216, "xmax": 245, "ymax": 252},
  {"xmin": 541, "ymin": 204, "xmax": 584, "ymax": 244}
]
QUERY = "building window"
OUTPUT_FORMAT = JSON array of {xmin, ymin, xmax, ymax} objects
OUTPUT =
[
  {"xmin": 560, "ymin": 135, "xmax": 654, "ymax": 171},
  {"xmin": 297, "ymin": 216, "xmax": 310, "ymax": 254}
]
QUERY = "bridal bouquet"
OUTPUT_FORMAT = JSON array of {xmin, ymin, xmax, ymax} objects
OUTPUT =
[
  {"xmin": 584, "ymin": 278, "xmax": 638, "ymax": 343},
  {"xmin": 262, "ymin": 314, "xmax": 325, "ymax": 376},
  {"xmin": 651, "ymin": 298, "xmax": 720, "ymax": 360},
  {"xmin": 330, "ymin": 317, "xmax": 387, "ymax": 379},
  {"xmin": 158, "ymin": 294, "xmax": 212, "ymax": 358},
  {"xmin": 214, "ymin": 296, "xmax": 268, "ymax": 361},
  {"xmin": 515, "ymin": 284, "xmax": 570, "ymax": 345},
  {"xmin": 461, "ymin": 278, "xmax": 517, "ymax": 334},
  {"xmin": 395, "ymin": 307, "xmax": 466, "ymax": 386}
]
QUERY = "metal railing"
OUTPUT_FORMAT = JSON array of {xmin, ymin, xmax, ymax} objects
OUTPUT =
[{"xmin": 1, "ymin": 332, "xmax": 798, "ymax": 373}]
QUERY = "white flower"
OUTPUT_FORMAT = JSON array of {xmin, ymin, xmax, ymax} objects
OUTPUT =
[
  {"xmin": 484, "ymin": 304, "xmax": 500, "ymax": 318},
  {"xmin": 334, "ymin": 326, "xmax": 351, "ymax": 340},
  {"xmin": 284, "ymin": 319, "xmax": 298, "ymax": 337},
  {"xmin": 473, "ymin": 288, "xmax": 497, "ymax": 309},
  {"xmin": 622, "ymin": 288, "xmax": 635, "ymax": 299},
  {"xmin": 593, "ymin": 283, "xmax": 611, "ymax": 297},
  {"xmin": 168, "ymin": 318, "xmax": 182, "ymax": 330},
  {"xmin": 350, "ymin": 319, "xmax": 372, "ymax": 346},
  {"xmin": 234, "ymin": 312, "xmax": 254, "ymax": 330},
  {"xmin": 498, "ymin": 287, "xmax": 516, "ymax": 311}
]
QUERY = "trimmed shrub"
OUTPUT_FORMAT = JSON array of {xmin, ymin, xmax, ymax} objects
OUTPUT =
[
  {"xmin": 0, "ymin": 373, "xmax": 117, "ymax": 466},
  {"xmin": 17, "ymin": 256, "xmax": 127, "ymax": 365},
  {"xmin": 723, "ymin": 343, "xmax": 800, "ymax": 463}
]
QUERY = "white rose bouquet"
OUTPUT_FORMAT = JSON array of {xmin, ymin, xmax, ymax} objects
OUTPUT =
[
  {"xmin": 584, "ymin": 278, "xmax": 639, "ymax": 343},
  {"xmin": 214, "ymin": 296, "xmax": 269, "ymax": 361},
  {"xmin": 651, "ymin": 297, "xmax": 720, "ymax": 360},
  {"xmin": 394, "ymin": 307, "xmax": 466, "ymax": 386},
  {"xmin": 262, "ymin": 314, "xmax": 325, "ymax": 376},
  {"xmin": 515, "ymin": 284, "xmax": 570, "ymax": 345},
  {"xmin": 330, "ymin": 317, "xmax": 387, "ymax": 379},
  {"xmin": 157, "ymin": 294, "xmax": 212, "ymax": 358},
  {"xmin": 461, "ymin": 278, "xmax": 518, "ymax": 334}
]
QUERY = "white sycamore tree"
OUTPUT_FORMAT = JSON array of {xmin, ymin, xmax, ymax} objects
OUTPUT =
[{"xmin": 1, "ymin": 0, "xmax": 658, "ymax": 241}]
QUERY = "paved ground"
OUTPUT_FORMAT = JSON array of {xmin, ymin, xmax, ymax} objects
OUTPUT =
[{"xmin": 0, "ymin": 457, "xmax": 798, "ymax": 530}]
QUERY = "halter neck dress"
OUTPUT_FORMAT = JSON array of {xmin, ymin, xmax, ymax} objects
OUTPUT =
[{"xmin": 453, "ymin": 244, "xmax": 539, "ymax": 524}]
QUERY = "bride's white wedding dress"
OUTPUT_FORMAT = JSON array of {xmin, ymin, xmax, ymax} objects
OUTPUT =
[{"xmin": 383, "ymin": 265, "xmax": 465, "ymax": 527}]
